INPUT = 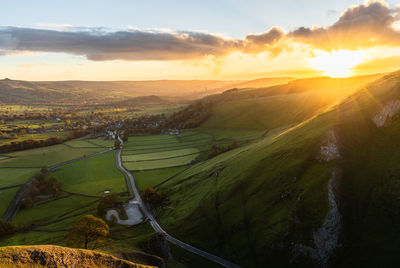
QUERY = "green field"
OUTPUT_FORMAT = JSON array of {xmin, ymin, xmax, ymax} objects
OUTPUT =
[
  {"xmin": 86, "ymin": 139, "xmax": 114, "ymax": 147},
  {"xmin": 13, "ymin": 195, "xmax": 98, "ymax": 226},
  {"xmin": 121, "ymin": 131, "xmax": 218, "ymax": 172},
  {"xmin": 0, "ymin": 143, "xmax": 105, "ymax": 168},
  {"xmin": 50, "ymin": 151, "xmax": 125, "ymax": 196},
  {"xmin": 125, "ymin": 154, "xmax": 198, "ymax": 171},
  {"xmin": 0, "ymin": 168, "xmax": 39, "ymax": 187},
  {"xmin": 125, "ymin": 134, "xmax": 178, "ymax": 144},
  {"xmin": 64, "ymin": 140, "xmax": 101, "ymax": 148},
  {"xmin": 0, "ymin": 188, "xmax": 20, "ymax": 216},
  {"xmin": 122, "ymin": 148, "xmax": 200, "ymax": 162},
  {"xmin": 134, "ymin": 166, "xmax": 187, "ymax": 190}
]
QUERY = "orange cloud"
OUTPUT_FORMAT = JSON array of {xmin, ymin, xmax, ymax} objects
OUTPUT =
[{"xmin": 288, "ymin": 1, "xmax": 400, "ymax": 50}]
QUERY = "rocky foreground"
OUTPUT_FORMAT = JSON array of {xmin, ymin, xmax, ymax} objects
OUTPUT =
[{"xmin": 0, "ymin": 245, "xmax": 156, "ymax": 268}]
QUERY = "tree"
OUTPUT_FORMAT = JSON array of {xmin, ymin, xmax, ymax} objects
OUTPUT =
[
  {"xmin": 143, "ymin": 186, "xmax": 156, "ymax": 202},
  {"xmin": 114, "ymin": 139, "xmax": 121, "ymax": 148},
  {"xmin": 66, "ymin": 215, "xmax": 110, "ymax": 250},
  {"xmin": 97, "ymin": 194, "xmax": 119, "ymax": 218},
  {"xmin": 0, "ymin": 220, "xmax": 15, "ymax": 237}
]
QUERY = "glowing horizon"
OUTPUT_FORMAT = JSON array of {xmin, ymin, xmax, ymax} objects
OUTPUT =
[{"xmin": 1, "ymin": 1, "xmax": 400, "ymax": 80}]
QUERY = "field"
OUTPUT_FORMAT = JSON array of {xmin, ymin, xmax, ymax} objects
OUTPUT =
[
  {"xmin": 0, "ymin": 188, "xmax": 20, "ymax": 216},
  {"xmin": 50, "ymin": 151, "xmax": 126, "ymax": 196},
  {"xmin": 64, "ymin": 139, "xmax": 113, "ymax": 149},
  {"xmin": 121, "ymin": 131, "xmax": 215, "ymax": 188},
  {"xmin": 0, "ymin": 139, "xmax": 112, "ymax": 221}
]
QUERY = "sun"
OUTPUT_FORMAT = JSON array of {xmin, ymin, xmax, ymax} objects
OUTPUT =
[{"xmin": 309, "ymin": 50, "xmax": 366, "ymax": 77}]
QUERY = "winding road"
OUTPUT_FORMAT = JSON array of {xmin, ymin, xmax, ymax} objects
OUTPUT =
[{"xmin": 116, "ymin": 136, "xmax": 242, "ymax": 268}]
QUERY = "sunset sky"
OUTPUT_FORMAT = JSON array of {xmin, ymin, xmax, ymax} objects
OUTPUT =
[{"xmin": 1, "ymin": 0, "xmax": 400, "ymax": 80}]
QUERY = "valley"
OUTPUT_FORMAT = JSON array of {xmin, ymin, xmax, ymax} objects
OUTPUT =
[{"xmin": 2, "ymin": 71, "xmax": 399, "ymax": 267}]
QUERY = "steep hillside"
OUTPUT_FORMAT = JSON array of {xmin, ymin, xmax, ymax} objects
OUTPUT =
[
  {"xmin": 0, "ymin": 245, "xmax": 155, "ymax": 267},
  {"xmin": 157, "ymin": 71, "xmax": 400, "ymax": 266},
  {"xmin": 200, "ymin": 74, "xmax": 383, "ymax": 131}
]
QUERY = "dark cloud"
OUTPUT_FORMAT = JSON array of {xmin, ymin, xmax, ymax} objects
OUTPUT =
[
  {"xmin": 289, "ymin": 1, "xmax": 400, "ymax": 50},
  {"xmin": 0, "ymin": 26, "xmax": 283, "ymax": 61},
  {"xmin": 244, "ymin": 27, "xmax": 285, "ymax": 52},
  {"xmin": 0, "ymin": 27, "xmax": 245, "ymax": 60}
]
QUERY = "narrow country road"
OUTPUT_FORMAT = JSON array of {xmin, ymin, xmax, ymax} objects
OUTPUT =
[{"xmin": 116, "ymin": 136, "xmax": 242, "ymax": 268}]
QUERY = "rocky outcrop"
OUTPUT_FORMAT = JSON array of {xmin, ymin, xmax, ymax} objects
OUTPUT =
[
  {"xmin": 318, "ymin": 130, "xmax": 340, "ymax": 162},
  {"xmin": 372, "ymin": 99, "xmax": 400, "ymax": 127},
  {"xmin": 0, "ymin": 245, "xmax": 156, "ymax": 268},
  {"xmin": 311, "ymin": 168, "xmax": 341, "ymax": 265},
  {"xmin": 294, "ymin": 168, "xmax": 342, "ymax": 267}
]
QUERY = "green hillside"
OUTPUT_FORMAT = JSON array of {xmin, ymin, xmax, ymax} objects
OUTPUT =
[
  {"xmin": 155, "ymin": 71, "xmax": 400, "ymax": 266},
  {"xmin": 202, "ymin": 74, "xmax": 383, "ymax": 131}
]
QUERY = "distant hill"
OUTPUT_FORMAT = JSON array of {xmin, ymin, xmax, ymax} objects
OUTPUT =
[
  {"xmin": 0, "ymin": 245, "xmax": 155, "ymax": 267},
  {"xmin": 229, "ymin": 76, "xmax": 295, "ymax": 89},
  {"xmin": 0, "ymin": 79, "xmax": 239, "ymax": 105},
  {"xmin": 0, "ymin": 76, "xmax": 300, "ymax": 106}
]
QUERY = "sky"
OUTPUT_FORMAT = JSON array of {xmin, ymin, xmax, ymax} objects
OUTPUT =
[{"xmin": 0, "ymin": 0, "xmax": 400, "ymax": 80}]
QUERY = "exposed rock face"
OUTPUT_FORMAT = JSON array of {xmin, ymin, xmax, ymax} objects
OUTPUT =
[
  {"xmin": 311, "ymin": 168, "xmax": 341, "ymax": 266},
  {"xmin": 319, "ymin": 130, "xmax": 340, "ymax": 162},
  {"xmin": 372, "ymin": 99, "xmax": 400, "ymax": 127},
  {"xmin": 294, "ymin": 169, "xmax": 342, "ymax": 267},
  {"xmin": 0, "ymin": 245, "xmax": 156, "ymax": 268}
]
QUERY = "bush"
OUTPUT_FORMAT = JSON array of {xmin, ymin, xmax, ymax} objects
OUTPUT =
[
  {"xmin": 0, "ymin": 220, "xmax": 15, "ymax": 237},
  {"xmin": 207, "ymin": 141, "xmax": 239, "ymax": 159},
  {"xmin": 97, "ymin": 194, "xmax": 119, "ymax": 218},
  {"xmin": 22, "ymin": 173, "xmax": 62, "ymax": 208}
]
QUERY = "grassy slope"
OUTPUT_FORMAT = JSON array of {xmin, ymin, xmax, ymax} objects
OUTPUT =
[
  {"xmin": 134, "ymin": 166, "xmax": 187, "ymax": 190},
  {"xmin": 156, "ymin": 72, "xmax": 400, "ymax": 266},
  {"xmin": 202, "ymin": 75, "xmax": 381, "ymax": 131},
  {"xmin": 159, "ymin": 112, "xmax": 336, "ymax": 267}
]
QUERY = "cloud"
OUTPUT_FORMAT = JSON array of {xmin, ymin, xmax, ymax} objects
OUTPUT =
[
  {"xmin": 0, "ymin": 26, "xmax": 285, "ymax": 61},
  {"xmin": 244, "ymin": 27, "xmax": 285, "ymax": 51},
  {"xmin": 36, "ymin": 23, "xmax": 73, "ymax": 28},
  {"xmin": 288, "ymin": 0, "xmax": 400, "ymax": 50},
  {"xmin": 0, "ymin": 1, "xmax": 400, "ymax": 61}
]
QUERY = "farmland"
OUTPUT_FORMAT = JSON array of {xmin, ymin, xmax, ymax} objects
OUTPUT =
[{"xmin": 0, "ymin": 138, "xmax": 113, "ymax": 223}]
